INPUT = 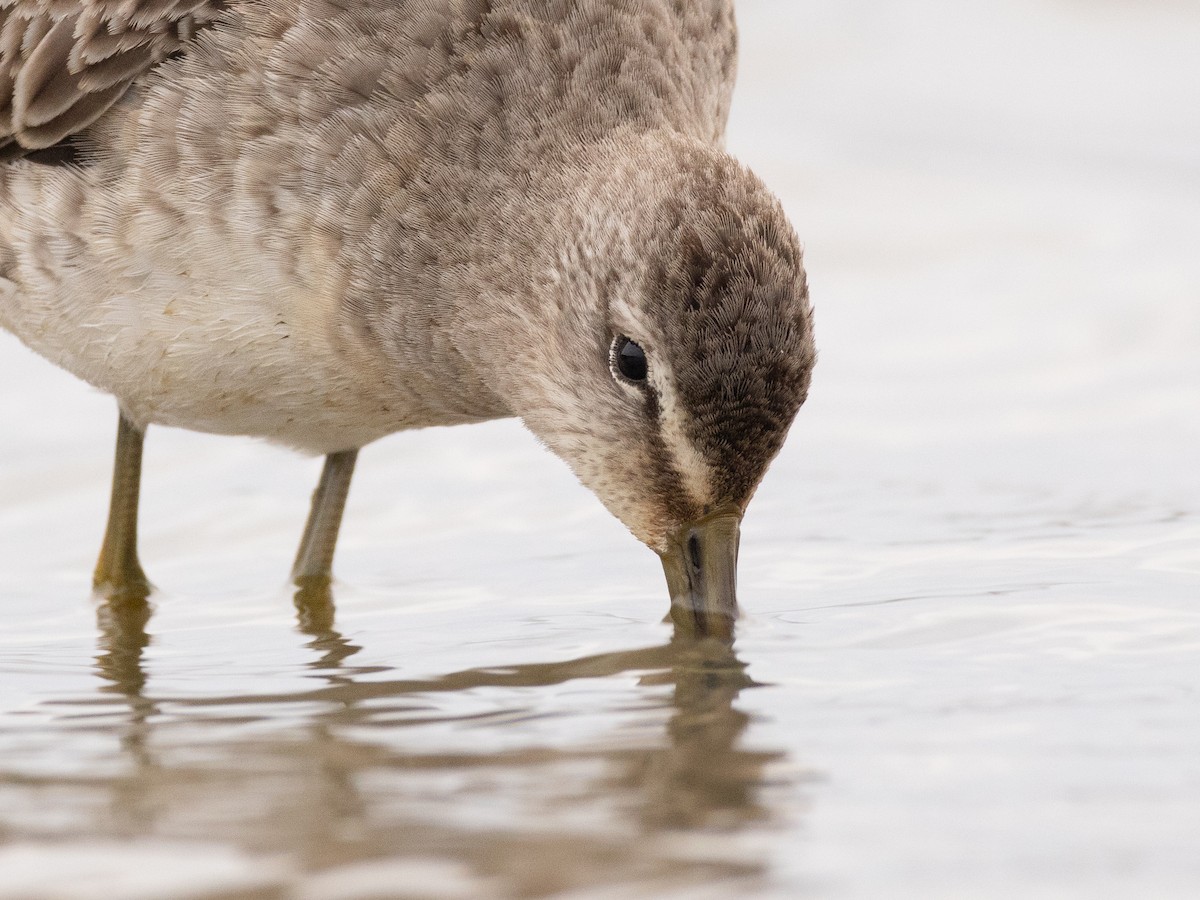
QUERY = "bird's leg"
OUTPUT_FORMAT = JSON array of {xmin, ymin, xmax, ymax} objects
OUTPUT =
[
  {"xmin": 292, "ymin": 450, "xmax": 359, "ymax": 589},
  {"xmin": 94, "ymin": 412, "xmax": 151, "ymax": 600}
]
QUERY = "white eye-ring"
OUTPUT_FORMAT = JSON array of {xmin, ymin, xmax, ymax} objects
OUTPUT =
[{"xmin": 610, "ymin": 335, "xmax": 648, "ymax": 385}]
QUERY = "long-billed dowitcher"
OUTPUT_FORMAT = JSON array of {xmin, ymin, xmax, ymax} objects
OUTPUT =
[{"xmin": 0, "ymin": 0, "xmax": 815, "ymax": 636}]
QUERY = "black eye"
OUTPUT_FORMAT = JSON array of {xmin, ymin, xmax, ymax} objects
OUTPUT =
[{"xmin": 613, "ymin": 336, "xmax": 648, "ymax": 383}]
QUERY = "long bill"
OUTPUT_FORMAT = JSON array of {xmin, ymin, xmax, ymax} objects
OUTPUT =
[{"xmin": 659, "ymin": 512, "xmax": 742, "ymax": 641}]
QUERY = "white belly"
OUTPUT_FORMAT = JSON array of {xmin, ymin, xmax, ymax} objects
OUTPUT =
[{"xmin": 3, "ymin": 280, "xmax": 413, "ymax": 453}]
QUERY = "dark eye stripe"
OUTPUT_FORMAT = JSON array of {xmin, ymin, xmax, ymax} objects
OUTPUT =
[{"xmin": 613, "ymin": 336, "xmax": 647, "ymax": 382}]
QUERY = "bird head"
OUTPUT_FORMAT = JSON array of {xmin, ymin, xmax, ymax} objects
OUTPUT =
[{"xmin": 502, "ymin": 138, "xmax": 815, "ymax": 638}]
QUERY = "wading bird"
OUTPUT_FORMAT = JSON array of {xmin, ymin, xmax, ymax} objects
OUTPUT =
[{"xmin": 0, "ymin": 0, "xmax": 815, "ymax": 637}]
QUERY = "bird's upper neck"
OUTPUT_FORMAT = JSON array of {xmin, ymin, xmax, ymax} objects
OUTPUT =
[{"xmin": 331, "ymin": 130, "xmax": 732, "ymax": 416}]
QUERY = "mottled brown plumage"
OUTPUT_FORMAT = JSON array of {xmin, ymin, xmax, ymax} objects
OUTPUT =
[
  {"xmin": 0, "ymin": 0, "xmax": 814, "ymax": 632},
  {"xmin": 0, "ymin": 0, "xmax": 224, "ymax": 154}
]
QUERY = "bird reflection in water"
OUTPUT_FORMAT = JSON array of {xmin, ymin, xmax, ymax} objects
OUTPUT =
[{"xmin": 88, "ymin": 584, "xmax": 798, "ymax": 895}]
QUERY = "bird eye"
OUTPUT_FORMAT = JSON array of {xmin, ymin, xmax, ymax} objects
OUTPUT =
[{"xmin": 612, "ymin": 336, "xmax": 648, "ymax": 383}]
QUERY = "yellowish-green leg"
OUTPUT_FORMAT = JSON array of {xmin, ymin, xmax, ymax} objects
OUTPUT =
[
  {"xmin": 94, "ymin": 412, "xmax": 151, "ymax": 600},
  {"xmin": 292, "ymin": 450, "xmax": 358, "ymax": 589}
]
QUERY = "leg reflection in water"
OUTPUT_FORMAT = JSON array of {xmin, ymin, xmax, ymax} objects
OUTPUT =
[
  {"xmin": 293, "ymin": 577, "xmax": 377, "ymax": 676},
  {"xmin": 86, "ymin": 583, "xmax": 807, "ymax": 895},
  {"xmin": 93, "ymin": 592, "xmax": 160, "ymax": 834}
]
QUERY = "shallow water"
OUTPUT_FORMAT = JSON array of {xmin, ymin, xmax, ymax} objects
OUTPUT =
[{"xmin": 2, "ymin": 1, "xmax": 1199, "ymax": 898}]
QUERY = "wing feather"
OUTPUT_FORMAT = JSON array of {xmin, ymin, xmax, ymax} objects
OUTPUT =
[{"xmin": 0, "ymin": 0, "xmax": 224, "ymax": 154}]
